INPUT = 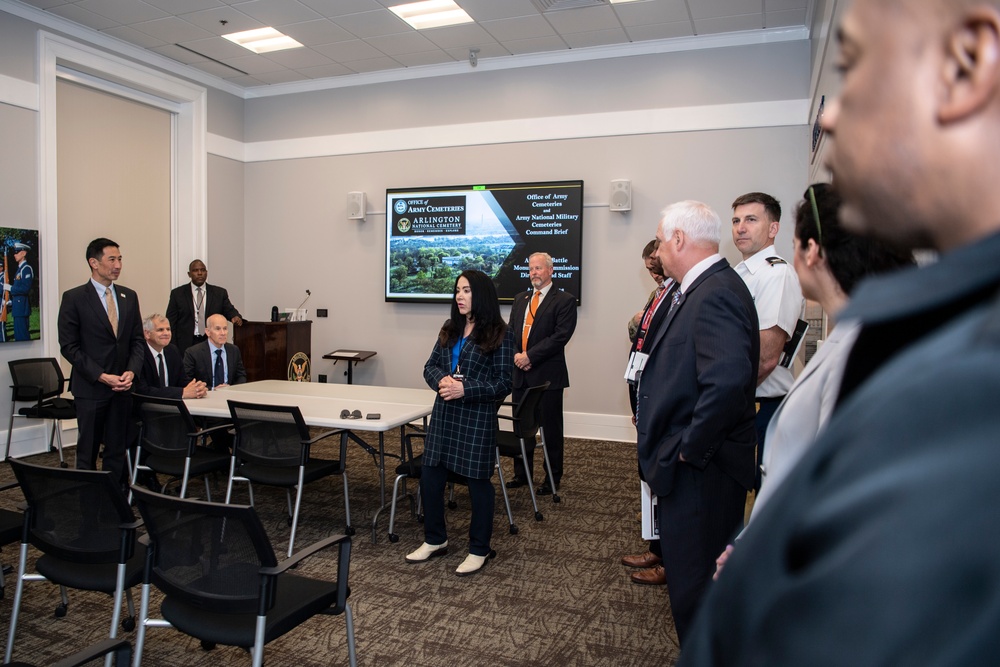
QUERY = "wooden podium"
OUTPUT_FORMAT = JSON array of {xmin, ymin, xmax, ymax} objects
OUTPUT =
[{"xmin": 233, "ymin": 320, "xmax": 312, "ymax": 382}]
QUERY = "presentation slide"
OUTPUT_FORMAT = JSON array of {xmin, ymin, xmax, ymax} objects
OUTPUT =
[{"xmin": 385, "ymin": 180, "xmax": 583, "ymax": 305}]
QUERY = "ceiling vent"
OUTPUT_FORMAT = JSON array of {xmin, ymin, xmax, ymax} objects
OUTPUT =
[{"xmin": 530, "ymin": 0, "xmax": 608, "ymax": 12}]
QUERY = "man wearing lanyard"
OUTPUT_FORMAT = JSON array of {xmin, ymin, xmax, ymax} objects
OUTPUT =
[
  {"xmin": 623, "ymin": 239, "xmax": 677, "ymax": 586},
  {"xmin": 166, "ymin": 259, "xmax": 243, "ymax": 353}
]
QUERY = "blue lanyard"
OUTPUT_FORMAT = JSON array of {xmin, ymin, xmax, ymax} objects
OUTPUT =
[{"xmin": 451, "ymin": 336, "xmax": 468, "ymax": 373}]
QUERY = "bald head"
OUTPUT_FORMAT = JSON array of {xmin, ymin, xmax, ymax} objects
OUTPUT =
[{"xmin": 821, "ymin": 0, "xmax": 1000, "ymax": 252}]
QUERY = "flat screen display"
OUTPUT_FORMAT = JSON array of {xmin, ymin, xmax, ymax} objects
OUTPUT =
[{"xmin": 385, "ymin": 180, "xmax": 583, "ymax": 305}]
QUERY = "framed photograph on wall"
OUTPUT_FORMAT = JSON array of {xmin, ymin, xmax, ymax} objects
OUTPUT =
[{"xmin": 0, "ymin": 229, "xmax": 40, "ymax": 342}]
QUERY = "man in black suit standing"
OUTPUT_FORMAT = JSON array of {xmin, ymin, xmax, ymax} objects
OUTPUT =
[
  {"xmin": 135, "ymin": 313, "xmax": 208, "ymax": 400},
  {"xmin": 636, "ymin": 201, "xmax": 758, "ymax": 645},
  {"xmin": 58, "ymin": 237, "xmax": 145, "ymax": 481},
  {"xmin": 506, "ymin": 251, "xmax": 577, "ymax": 494},
  {"xmin": 166, "ymin": 259, "xmax": 243, "ymax": 352},
  {"xmin": 183, "ymin": 313, "xmax": 247, "ymax": 390}
]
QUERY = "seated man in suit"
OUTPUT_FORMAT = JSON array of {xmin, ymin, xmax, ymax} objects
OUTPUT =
[
  {"xmin": 135, "ymin": 313, "xmax": 208, "ymax": 399},
  {"xmin": 183, "ymin": 313, "xmax": 247, "ymax": 389}
]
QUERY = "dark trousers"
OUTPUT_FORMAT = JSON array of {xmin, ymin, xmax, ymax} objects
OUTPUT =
[
  {"xmin": 754, "ymin": 398, "xmax": 783, "ymax": 490},
  {"xmin": 421, "ymin": 462, "xmax": 495, "ymax": 556},
  {"xmin": 512, "ymin": 388, "xmax": 564, "ymax": 486},
  {"xmin": 13, "ymin": 316, "xmax": 28, "ymax": 341},
  {"xmin": 658, "ymin": 462, "xmax": 746, "ymax": 646},
  {"xmin": 75, "ymin": 393, "xmax": 133, "ymax": 483}
]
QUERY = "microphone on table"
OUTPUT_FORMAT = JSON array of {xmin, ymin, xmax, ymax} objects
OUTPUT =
[{"xmin": 293, "ymin": 290, "xmax": 311, "ymax": 321}]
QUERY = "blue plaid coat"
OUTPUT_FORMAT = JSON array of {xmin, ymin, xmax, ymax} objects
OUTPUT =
[{"xmin": 422, "ymin": 325, "xmax": 514, "ymax": 479}]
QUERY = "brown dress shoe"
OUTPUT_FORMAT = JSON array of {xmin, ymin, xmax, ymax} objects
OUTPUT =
[
  {"xmin": 631, "ymin": 565, "xmax": 666, "ymax": 586},
  {"xmin": 621, "ymin": 551, "xmax": 662, "ymax": 568}
]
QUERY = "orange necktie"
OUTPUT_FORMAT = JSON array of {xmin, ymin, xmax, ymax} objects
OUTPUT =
[{"xmin": 522, "ymin": 290, "xmax": 540, "ymax": 351}]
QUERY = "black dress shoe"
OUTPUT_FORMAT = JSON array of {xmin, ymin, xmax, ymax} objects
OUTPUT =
[{"xmin": 505, "ymin": 477, "xmax": 528, "ymax": 489}]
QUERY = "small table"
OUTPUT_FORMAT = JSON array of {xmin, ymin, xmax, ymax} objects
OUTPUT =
[{"xmin": 323, "ymin": 350, "xmax": 377, "ymax": 384}]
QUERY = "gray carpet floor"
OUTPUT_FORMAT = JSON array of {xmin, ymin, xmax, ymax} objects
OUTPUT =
[{"xmin": 0, "ymin": 433, "xmax": 681, "ymax": 666}]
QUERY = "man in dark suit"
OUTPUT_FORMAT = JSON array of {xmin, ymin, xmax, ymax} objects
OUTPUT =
[
  {"xmin": 636, "ymin": 201, "xmax": 758, "ymax": 645},
  {"xmin": 680, "ymin": 1, "xmax": 1000, "ymax": 664},
  {"xmin": 135, "ymin": 313, "xmax": 208, "ymax": 400},
  {"xmin": 506, "ymin": 251, "xmax": 577, "ymax": 494},
  {"xmin": 166, "ymin": 259, "xmax": 243, "ymax": 352},
  {"xmin": 58, "ymin": 237, "xmax": 145, "ymax": 482},
  {"xmin": 183, "ymin": 313, "xmax": 247, "ymax": 389}
]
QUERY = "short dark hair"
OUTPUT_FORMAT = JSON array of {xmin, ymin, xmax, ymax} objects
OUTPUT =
[
  {"xmin": 732, "ymin": 192, "xmax": 781, "ymax": 222},
  {"xmin": 86, "ymin": 238, "xmax": 119, "ymax": 263},
  {"xmin": 438, "ymin": 270, "xmax": 507, "ymax": 353},
  {"xmin": 641, "ymin": 239, "xmax": 658, "ymax": 259},
  {"xmin": 794, "ymin": 183, "xmax": 914, "ymax": 295}
]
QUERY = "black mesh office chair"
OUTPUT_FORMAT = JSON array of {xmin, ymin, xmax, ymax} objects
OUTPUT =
[
  {"xmin": 0, "ymin": 479, "xmax": 24, "ymax": 599},
  {"xmin": 6, "ymin": 358, "xmax": 75, "ymax": 466},
  {"xmin": 495, "ymin": 382, "xmax": 559, "ymax": 522},
  {"xmin": 4, "ymin": 460, "xmax": 143, "ymax": 665},
  {"xmin": 131, "ymin": 394, "xmax": 231, "ymax": 501},
  {"xmin": 225, "ymin": 400, "xmax": 352, "ymax": 557},
  {"xmin": 387, "ymin": 432, "xmax": 517, "ymax": 541},
  {"xmin": 131, "ymin": 486, "xmax": 356, "ymax": 667}
]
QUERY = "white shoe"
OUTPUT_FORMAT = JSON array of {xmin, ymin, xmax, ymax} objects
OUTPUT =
[
  {"xmin": 405, "ymin": 541, "xmax": 448, "ymax": 563},
  {"xmin": 455, "ymin": 551, "xmax": 495, "ymax": 576}
]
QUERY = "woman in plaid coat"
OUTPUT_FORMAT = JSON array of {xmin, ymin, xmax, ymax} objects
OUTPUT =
[{"xmin": 406, "ymin": 270, "xmax": 514, "ymax": 576}]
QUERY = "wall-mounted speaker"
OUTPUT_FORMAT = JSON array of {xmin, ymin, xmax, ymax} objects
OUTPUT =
[
  {"xmin": 610, "ymin": 179, "xmax": 631, "ymax": 212},
  {"xmin": 347, "ymin": 191, "xmax": 366, "ymax": 221}
]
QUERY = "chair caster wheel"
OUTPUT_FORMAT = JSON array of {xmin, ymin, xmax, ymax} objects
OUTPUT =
[
  {"xmin": 447, "ymin": 501, "xmax": 457, "ymax": 510},
  {"xmin": 510, "ymin": 524, "xmax": 519, "ymax": 535},
  {"xmin": 534, "ymin": 511, "xmax": 543, "ymax": 522},
  {"xmin": 54, "ymin": 602, "xmax": 67, "ymax": 618},
  {"xmin": 388, "ymin": 533, "xmax": 399, "ymax": 543},
  {"xmin": 553, "ymin": 494, "xmax": 561, "ymax": 503},
  {"xmin": 122, "ymin": 616, "xmax": 136, "ymax": 632},
  {"xmin": 201, "ymin": 641, "xmax": 216, "ymax": 651},
  {"xmin": 59, "ymin": 462, "xmax": 68, "ymax": 469},
  {"xmin": 345, "ymin": 525, "xmax": 356, "ymax": 536}
]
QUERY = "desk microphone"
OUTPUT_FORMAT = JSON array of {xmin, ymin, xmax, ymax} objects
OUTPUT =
[{"xmin": 294, "ymin": 289, "xmax": 311, "ymax": 320}]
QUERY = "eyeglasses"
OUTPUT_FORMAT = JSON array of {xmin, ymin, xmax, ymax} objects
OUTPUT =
[
  {"xmin": 807, "ymin": 185, "xmax": 823, "ymax": 252},
  {"xmin": 339, "ymin": 409, "xmax": 362, "ymax": 420}
]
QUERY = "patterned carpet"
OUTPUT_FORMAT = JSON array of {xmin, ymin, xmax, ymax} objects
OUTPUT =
[{"xmin": 0, "ymin": 433, "xmax": 681, "ymax": 666}]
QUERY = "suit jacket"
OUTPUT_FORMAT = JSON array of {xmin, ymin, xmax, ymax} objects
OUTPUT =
[
  {"xmin": 507, "ymin": 286, "xmax": 577, "ymax": 391},
  {"xmin": 422, "ymin": 326, "xmax": 514, "ymax": 479},
  {"xmin": 134, "ymin": 343, "xmax": 189, "ymax": 400},
  {"xmin": 680, "ymin": 233, "xmax": 1000, "ymax": 667},
  {"xmin": 58, "ymin": 282, "xmax": 145, "ymax": 400},
  {"xmin": 636, "ymin": 258, "xmax": 759, "ymax": 496},
  {"xmin": 166, "ymin": 282, "xmax": 242, "ymax": 352},
  {"xmin": 183, "ymin": 341, "xmax": 247, "ymax": 389}
]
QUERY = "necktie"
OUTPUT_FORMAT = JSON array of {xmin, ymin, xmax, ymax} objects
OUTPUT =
[
  {"xmin": 668, "ymin": 288, "xmax": 683, "ymax": 315},
  {"xmin": 213, "ymin": 349, "xmax": 225, "ymax": 388},
  {"xmin": 105, "ymin": 287, "xmax": 118, "ymax": 337},
  {"xmin": 157, "ymin": 353, "xmax": 166, "ymax": 388},
  {"xmin": 522, "ymin": 290, "xmax": 541, "ymax": 352},
  {"xmin": 195, "ymin": 287, "xmax": 205, "ymax": 335}
]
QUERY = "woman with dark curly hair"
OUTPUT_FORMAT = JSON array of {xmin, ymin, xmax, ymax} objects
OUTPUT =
[{"xmin": 405, "ymin": 270, "xmax": 514, "ymax": 576}]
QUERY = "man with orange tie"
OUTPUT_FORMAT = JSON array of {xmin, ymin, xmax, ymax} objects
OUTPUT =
[{"xmin": 506, "ymin": 252, "xmax": 578, "ymax": 494}]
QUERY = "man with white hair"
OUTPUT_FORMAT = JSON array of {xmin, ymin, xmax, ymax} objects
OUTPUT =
[{"xmin": 636, "ymin": 200, "xmax": 758, "ymax": 644}]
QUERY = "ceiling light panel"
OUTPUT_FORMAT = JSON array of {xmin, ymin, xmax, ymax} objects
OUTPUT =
[
  {"xmin": 223, "ymin": 27, "xmax": 304, "ymax": 54},
  {"xmin": 389, "ymin": 0, "xmax": 475, "ymax": 30}
]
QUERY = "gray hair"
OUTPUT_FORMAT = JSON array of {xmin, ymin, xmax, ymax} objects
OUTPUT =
[
  {"xmin": 659, "ymin": 200, "xmax": 721, "ymax": 247},
  {"xmin": 142, "ymin": 313, "xmax": 167, "ymax": 332},
  {"xmin": 529, "ymin": 252, "xmax": 553, "ymax": 269}
]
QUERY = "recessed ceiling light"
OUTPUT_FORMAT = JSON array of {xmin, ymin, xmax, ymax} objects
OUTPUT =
[
  {"xmin": 609, "ymin": 0, "xmax": 644, "ymax": 4},
  {"xmin": 222, "ymin": 28, "xmax": 304, "ymax": 54},
  {"xmin": 389, "ymin": 0, "xmax": 474, "ymax": 30}
]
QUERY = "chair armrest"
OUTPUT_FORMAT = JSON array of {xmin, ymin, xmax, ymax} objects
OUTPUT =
[
  {"xmin": 51, "ymin": 637, "xmax": 132, "ymax": 667},
  {"xmin": 192, "ymin": 422, "xmax": 233, "ymax": 439},
  {"xmin": 262, "ymin": 533, "xmax": 351, "ymax": 576},
  {"xmin": 304, "ymin": 428, "xmax": 344, "ymax": 446},
  {"xmin": 496, "ymin": 414, "xmax": 513, "ymax": 422},
  {"xmin": 0, "ymin": 479, "xmax": 20, "ymax": 493}
]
